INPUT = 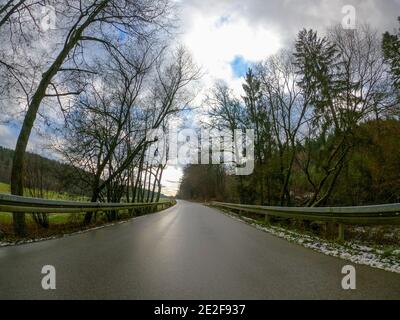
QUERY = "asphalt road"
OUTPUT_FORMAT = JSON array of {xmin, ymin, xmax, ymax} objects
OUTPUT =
[{"xmin": 0, "ymin": 200, "xmax": 399, "ymax": 299}]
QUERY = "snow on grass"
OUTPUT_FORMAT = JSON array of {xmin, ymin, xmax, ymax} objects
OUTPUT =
[{"xmin": 216, "ymin": 208, "xmax": 400, "ymax": 274}]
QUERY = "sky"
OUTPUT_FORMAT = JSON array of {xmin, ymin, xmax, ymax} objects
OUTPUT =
[
  {"xmin": 178, "ymin": 0, "xmax": 400, "ymax": 88},
  {"xmin": 161, "ymin": 0, "xmax": 400, "ymax": 196},
  {"xmin": 1, "ymin": 0, "xmax": 399, "ymax": 196}
]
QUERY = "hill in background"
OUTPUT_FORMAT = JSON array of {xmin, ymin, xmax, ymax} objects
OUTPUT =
[{"xmin": 0, "ymin": 146, "xmax": 167, "ymax": 200}]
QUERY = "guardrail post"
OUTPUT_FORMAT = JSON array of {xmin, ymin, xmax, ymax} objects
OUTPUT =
[
  {"xmin": 264, "ymin": 214, "xmax": 271, "ymax": 224},
  {"xmin": 337, "ymin": 223, "xmax": 345, "ymax": 241}
]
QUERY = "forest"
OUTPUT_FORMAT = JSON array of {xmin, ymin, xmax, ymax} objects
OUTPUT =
[
  {"xmin": 1, "ymin": 1, "xmax": 400, "ymax": 238},
  {"xmin": 178, "ymin": 20, "xmax": 400, "ymax": 207},
  {"xmin": 0, "ymin": 146, "xmax": 89, "ymax": 197},
  {"xmin": 0, "ymin": 0, "xmax": 199, "ymax": 236}
]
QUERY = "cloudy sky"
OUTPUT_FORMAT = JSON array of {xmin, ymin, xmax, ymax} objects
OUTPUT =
[
  {"xmin": 178, "ymin": 0, "xmax": 399, "ymax": 92},
  {"xmin": 1, "ymin": 0, "xmax": 399, "ymax": 196},
  {"xmin": 160, "ymin": 0, "xmax": 400, "ymax": 195}
]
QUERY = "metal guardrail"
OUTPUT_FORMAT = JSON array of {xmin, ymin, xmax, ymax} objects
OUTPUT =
[
  {"xmin": 0, "ymin": 193, "xmax": 174, "ymax": 214},
  {"xmin": 211, "ymin": 201, "xmax": 400, "ymax": 240}
]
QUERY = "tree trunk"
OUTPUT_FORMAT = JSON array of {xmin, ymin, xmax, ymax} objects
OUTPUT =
[
  {"xmin": 84, "ymin": 187, "xmax": 101, "ymax": 224},
  {"xmin": 10, "ymin": 90, "xmax": 47, "ymax": 236},
  {"xmin": 10, "ymin": 0, "xmax": 110, "ymax": 236}
]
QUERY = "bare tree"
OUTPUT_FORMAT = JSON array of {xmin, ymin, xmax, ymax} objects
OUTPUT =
[
  {"xmin": 294, "ymin": 26, "xmax": 394, "ymax": 206},
  {"xmin": 258, "ymin": 50, "xmax": 310, "ymax": 205},
  {"xmin": 60, "ymin": 46, "xmax": 200, "ymax": 224},
  {"xmin": 5, "ymin": 0, "xmax": 173, "ymax": 235}
]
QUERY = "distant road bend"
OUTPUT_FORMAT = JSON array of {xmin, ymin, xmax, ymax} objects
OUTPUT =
[{"xmin": 0, "ymin": 200, "xmax": 399, "ymax": 299}]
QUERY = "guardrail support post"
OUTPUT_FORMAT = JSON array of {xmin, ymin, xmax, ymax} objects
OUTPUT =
[
  {"xmin": 265, "ymin": 214, "xmax": 271, "ymax": 224},
  {"xmin": 338, "ymin": 223, "xmax": 345, "ymax": 241}
]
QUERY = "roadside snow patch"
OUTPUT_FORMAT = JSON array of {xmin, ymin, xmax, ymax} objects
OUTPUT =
[{"xmin": 219, "ymin": 209, "xmax": 400, "ymax": 274}]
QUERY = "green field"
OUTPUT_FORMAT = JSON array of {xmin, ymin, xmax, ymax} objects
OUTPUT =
[
  {"xmin": 0, "ymin": 211, "xmax": 84, "ymax": 225},
  {"xmin": 0, "ymin": 182, "xmax": 88, "ymax": 201},
  {"xmin": 0, "ymin": 182, "xmax": 87, "ymax": 225},
  {"xmin": 0, "ymin": 182, "xmax": 171, "ymax": 226},
  {"xmin": 0, "ymin": 182, "xmax": 9, "ymax": 193}
]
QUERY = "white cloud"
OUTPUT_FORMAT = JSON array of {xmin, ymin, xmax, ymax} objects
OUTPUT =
[
  {"xmin": 0, "ymin": 125, "xmax": 17, "ymax": 149},
  {"xmin": 161, "ymin": 165, "xmax": 183, "ymax": 196},
  {"xmin": 182, "ymin": 11, "xmax": 282, "ymax": 93},
  {"xmin": 0, "ymin": 124, "xmax": 54, "ymax": 159}
]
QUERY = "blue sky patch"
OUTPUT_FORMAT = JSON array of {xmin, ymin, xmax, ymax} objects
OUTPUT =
[
  {"xmin": 230, "ymin": 56, "xmax": 250, "ymax": 78},
  {"xmin": 215, "ymin": 15, "xmax": 231, "ymax": 28}
]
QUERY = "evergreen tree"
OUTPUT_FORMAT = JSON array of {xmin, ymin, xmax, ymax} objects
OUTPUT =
[
  {"xmin": 242, "ymin": 68, "xmax": 268, "ymax": 203},
  {"xmin": 294, "ymin": 29, "xmax": 342, "ymax": 130},
  {"xmin": 382, "ymin": 17, "xmax": 400, "ymax": 96}
]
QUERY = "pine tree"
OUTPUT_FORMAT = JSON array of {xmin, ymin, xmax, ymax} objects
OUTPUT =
[
  {"xmin": 294, "ymin": 29, "xmax": 342, "ymax": 130},
  {"xmin": 382, "ymin": 17, "xmax": 400, "ymax": 96},
  {"xmin": 242, "ymin": 68, "xmax": 266, "ymax": 203}
]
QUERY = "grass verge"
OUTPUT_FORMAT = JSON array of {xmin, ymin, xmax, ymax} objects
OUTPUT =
[{"xmin": 0, "ymin": 201, "xmax": 176, "ymax": 245}]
